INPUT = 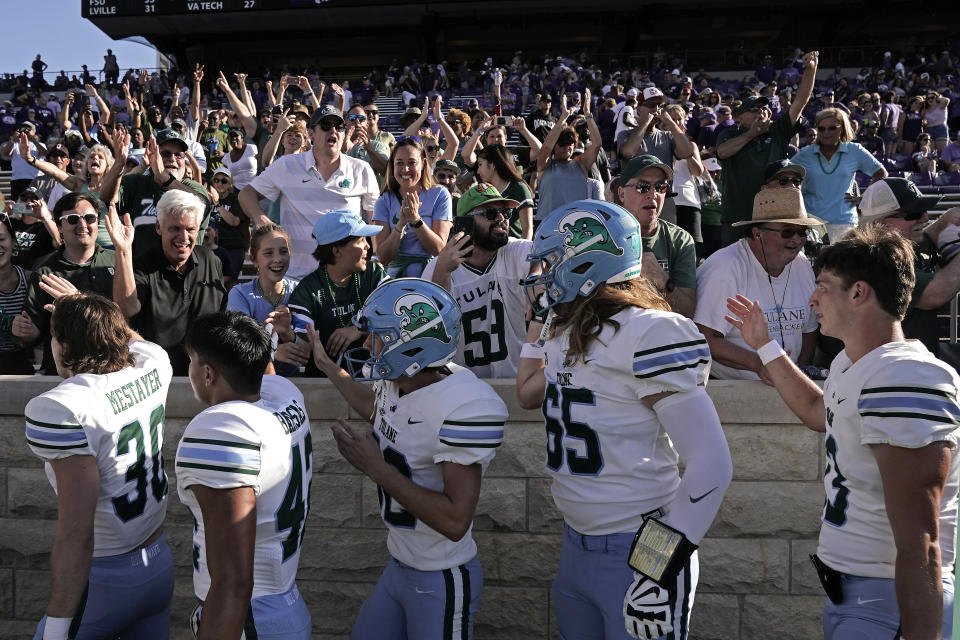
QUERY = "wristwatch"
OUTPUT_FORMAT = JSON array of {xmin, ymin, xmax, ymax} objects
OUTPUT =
[
  {"xmin": 162, "ymin": 174, "xmax": 176, "ymax": 188},
  {"xmin": 410, "ymin": 219, "xmax": 424, "ymax": 229}
]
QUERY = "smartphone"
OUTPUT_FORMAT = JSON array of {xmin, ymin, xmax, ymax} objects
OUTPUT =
[
  {"xmin": 12, "ymin": 203, "xmax": 32, "ymax": 215},
  {"xmin": 272, "ymin": 104, "xmax": 284, "ymax": 115},
  {"xmin": 493, "ymin": 116, "xmax": 511, "ymax": 127},
  {"xmin": 452, "ymin": 216, "xmax": 475, "ymax": 257}
]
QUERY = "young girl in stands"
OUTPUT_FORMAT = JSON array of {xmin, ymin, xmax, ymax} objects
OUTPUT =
[{"xmin": 226, "ymin": 223, "xmax": 298, "ymax": 375}]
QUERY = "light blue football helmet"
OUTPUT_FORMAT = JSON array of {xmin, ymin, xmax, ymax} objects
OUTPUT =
[
  {"xmin": 522, "ymin": 199, "xmax": 643, "ymax": 314},
  {"xmin": 344, "ymin": 278, "xmax": 462, "ymax": 381}
]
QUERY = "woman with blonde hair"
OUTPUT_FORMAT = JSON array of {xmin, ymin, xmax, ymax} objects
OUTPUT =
[
  {"xmin": 791, "ymin": 107, "xmax": 887, "ymax": 241},
  {"xmin": 516, "ymin": 200, "xmax": 731, "ymax": 640},
  {"xmin": 372, "ymin": 137, "xmax": 452, "ymax": 277},
  {"xmin": 18, "ymin": 132, "xmax": 116, "ymax": 247}
]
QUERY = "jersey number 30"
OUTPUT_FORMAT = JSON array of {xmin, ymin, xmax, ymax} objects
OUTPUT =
[
  {"xmin": 113, "ymin": 405, "xmax": 167, "ymax": 522},
  {"xmin": 543, "ymin": 383, "xmax": 603, "ymax": 475}
]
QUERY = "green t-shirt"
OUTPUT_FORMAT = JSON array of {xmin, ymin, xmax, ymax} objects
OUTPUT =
[
  {"xmin": 641, "ymin": 220, "xmax": 697, "ymax": 289},
  {"xmin": 213, "ymin": 191, "xmax": 250, "ymax": 252},
  {"xmin": 716, "ymin": 115, "xmax": 802, "ymax": 225},
  {"xmin": 116, "ymin": 173, "xmax": 212, "ymax": 259},
  {"xmin": 289, "ymin": 261, "xmax": 388, "ymax": 377},
  {"xmin": 902, "ymin": 237, "xmax": 945, "ymax": 355},
  {"xmin": 199, "ymin": 129, "xmax": 230, "ymax": 174},
  {"xmin": 501, "ymin": 180, "xmax": 534, "ymax": 238}
]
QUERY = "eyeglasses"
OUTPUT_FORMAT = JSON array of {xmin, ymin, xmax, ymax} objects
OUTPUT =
[
  {"xmin": 886, "ymin": 210, "xmax": 926, "ymax": 221},
  {"xmin": 62, "ymin": 213, "xmax": 98, "ymax": 225},
  {"xmin": 446, "ymin": 120, "xmax": 461, "ymax": 126},
  {"xmin": 469, "ymin": 207, "xmax": 513, "ymax": 221},
  {"xmin": 758, "ymin": 226, "xmax": 809, "ymax": 239},
  {"xmin": 627, "ymin": 180, "xmax": 670, "ymax": 195},
  {"xmin": 212, "ymin": 177, "xmax": 231, "ymax": 184},
  {"xmin": 817, "ymin": 125, "xmax": 840, "ymax": 132},
  {"xmin": 773, "ymin": 176, "xmax": 804, "ymax": 187},
  {"xmin": 159, "ymin": 150, "xmax": 185, "ymax": 160},
  {"xmin": 425, "ymin": 145, "xmax": 438, "ymax": 152},
  {"xmin": 318, "ymin": 120, "xmax": 345, "ymax": 132},
  {"xmin": 365, "ymin": 110, "xmax": 378, "ymax": 117},
  {"xmin": 347, "ymin": 114, "xmax": 367, "ymax": 123}
]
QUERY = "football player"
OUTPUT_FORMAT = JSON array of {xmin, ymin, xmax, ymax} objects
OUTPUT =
[
  {"xmin": 516, "ymin": 201, "xmax": 733, "ymax": 640},
  {"xmin": 306, "ymin": 278, "xmax": 508, "ymax": 639},
  {"xmin": 424, "ymin": 183, "xmax": 538, "ymax": 378},
  {"xmin": 25, "ymin": 293, "xmax": 174, "ymax": 640},
  {"xmin": 177, "ymin": 311, "xmax": 312, "ymax": 639},
  {"xmin": 727, "ymin": 225, "xmax": 960, "ymax": 640}
]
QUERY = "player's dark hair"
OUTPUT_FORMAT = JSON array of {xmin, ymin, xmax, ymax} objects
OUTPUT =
[
  {"xmin": 312, "ymin": 235, "xmax": 355, "ymax": 265},
  {"xmin": 185, "ymin": 311, "xmax": 271, "ymax": 395},
  {"xmin": 52, "ymin": 191, "xmax": 102, "ymax": 223},
  {"xmin": 551, "ymin": 279, "xmax": 670, "ymax": 366},
  {"xmin": 51, "ymin": 293, "xmax": 134, "ymax": 375},
  {"xmin": 814, "ymin": 225, "xmax": 915, "ymax": 319}
]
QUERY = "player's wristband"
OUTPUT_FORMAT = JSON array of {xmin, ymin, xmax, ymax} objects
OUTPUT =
[
  {"xmin": 42, "ymin": 616, "xmax": 72, "ymax": 640},
  {"xmin": 627, "ymin": 517, "xmax": 697, "ymax": 587},
  {"xmin": 756, "ymin": 340, "xmax": 787, "ymax": 366},
  {"xmin": 520, "ymin": 342, "xmax": 545, "ymax": 360}
]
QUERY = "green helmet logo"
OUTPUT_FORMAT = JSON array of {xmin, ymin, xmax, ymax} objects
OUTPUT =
[
  {"xmin": 557, "ymin": 210, "xmax": 624, "ymax": 257},
  {"xmin": 394, "ymin": 293, "xmax": 452, "ymax": 343}
]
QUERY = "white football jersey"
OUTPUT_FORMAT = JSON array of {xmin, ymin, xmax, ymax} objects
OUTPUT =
[
  {"xmin": 818, "ymin": 341, "xmax": 960, "ymax": 578},
  {"xmin": 423, "ymin": 239, "xmax": 532, "ymax": 378},
  {"xmin": 541, "ymin": 308, "xmax": 711, "ymax": 535},
  {"xmin": 24, "ymin": 341, "xmax": 173, "ymax": 557},
  {"xmin": 176, "ymin": 375, "xmax": 312, "ymax": 600},
  {"xmin": 370, "ymin": 364, "xmax": 507, "ymax": 571}
]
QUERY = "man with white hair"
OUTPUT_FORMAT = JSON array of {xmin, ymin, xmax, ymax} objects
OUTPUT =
[{"xmin": 108, "ymin": 189, "xmax": 227, "ymax": 374}]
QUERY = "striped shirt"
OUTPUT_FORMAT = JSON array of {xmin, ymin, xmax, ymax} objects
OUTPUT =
[{"xmin": 0, "ymin": 265, "xmax": 28, "ymax": 352}]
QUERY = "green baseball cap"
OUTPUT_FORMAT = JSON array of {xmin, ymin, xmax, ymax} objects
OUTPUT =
[
  {"xmin": 154, "ymin": 128, "xmax": 188, "ymax": 152},
  {"xmin": 733, "ymin": 95, "xmax": 770, "ymax": 116},
  {"xmin": 456, "ymin": 183, "xmax": 520, "ymax": 217},
  {"xmin": 620, "ymin": 154, "xmax": 673, "ymax": 185}
]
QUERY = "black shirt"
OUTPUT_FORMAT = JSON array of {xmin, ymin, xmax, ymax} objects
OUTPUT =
[
  {"xmin": 11, "ymin": 219, "xmax": 55, "ymax": 270},
  {"xmin": 133, "ymin": 245, "xmax": 227, "ymax": 374}
]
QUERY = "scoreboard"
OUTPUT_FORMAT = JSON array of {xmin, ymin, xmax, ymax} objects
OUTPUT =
[
  {"xmin": 81, "ymin": 0, "xmax": 428, "ymax": 17},
  {"xmin": 83, "ymin": 0, "xmax": 333, "ymax": 16}
]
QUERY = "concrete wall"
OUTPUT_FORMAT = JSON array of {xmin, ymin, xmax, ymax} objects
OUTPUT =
[{"xmin": 0, "ymin": 377, "xmax": 826, "ymax": 639}]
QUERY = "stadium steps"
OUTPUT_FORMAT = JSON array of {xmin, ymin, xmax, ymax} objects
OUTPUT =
[{"xmin": 0, "ymin": 170, "xmax": 10, "ymax": 203}]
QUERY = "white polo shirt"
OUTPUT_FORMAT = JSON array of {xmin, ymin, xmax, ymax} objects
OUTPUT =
[{"xmin": 249, "ymin": 150, "xmax": 379, "ymax": 279}]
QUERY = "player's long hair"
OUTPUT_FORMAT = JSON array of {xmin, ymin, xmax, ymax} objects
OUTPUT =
[
  {"xmin": 550, "ymin": 279, "xmax": 670, "ymax": 366},
  {"xmin": 51, "ymin": 293, "xmax": 135, "ymax": 375}
]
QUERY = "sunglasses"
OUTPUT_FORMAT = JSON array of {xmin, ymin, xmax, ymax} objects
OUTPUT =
[
  {"xmin": 773, "ymin": 176, "xmax": 804, "ymax": 187},
  {"xmin": 628, "ymin": 180, "xmax": 670, "ymax": 195},
  {"xmin": 212, "ymin": 177, "xmax": 231, "ymax": 184},
  {"xmin": 159, "ymin": 150, "xmax": 185, "ymax": 160},
  {"xmin": 817, "ymin": 125, "xmax": 840, "ymax": 132},
  {"xmin": 470, "ymin": 207, "xmax": 513, "ymax": 221},
  {"xmin": 435, "ymin": 172, "xmax": 457, "ymax": 180},
  {"xmin": 62, "ymin": 213, "xmax": 98, "ymax": 225},
  {"xmin": 365, "ymin": 110, "xmax": 379, "ymax": 117},
  {"xmin": 886, "ymin": 210, "xmax": 926, "ymax": 221},
  {"xmin": 759, "ymin": 226, "xmax": 809, "ymax": 239},
  {"xmin": 318, "ymin": 120, "xmax": 345, "ymax": 132},
  {"xmin": 425, "ymin": 145, "xmax": 438, "ymax": 152},
  {"xmin": 347, "ymin": 113, "xmax": 367, "ymax": 123}
]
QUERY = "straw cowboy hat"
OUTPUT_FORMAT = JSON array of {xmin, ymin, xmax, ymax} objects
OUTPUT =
[{"xmin": 731, "ymin": 188, "xmax": 824, "ymax": 227}]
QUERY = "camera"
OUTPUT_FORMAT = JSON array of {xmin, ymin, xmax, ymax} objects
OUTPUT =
[
  {"xmin": 493, "ymin": 116, "xmax": 511, "ymax": 127},
  {"xmin": 272, "ymin": 104, "xmax": 284, "ymax": 116}
]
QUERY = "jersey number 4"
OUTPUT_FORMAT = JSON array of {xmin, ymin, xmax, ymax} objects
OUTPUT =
[
  {"xmin": 113, "ymin": 405, "xmax": 167, "ymax": 522},
  {"xmin": 275, "ymin": 433, "xmax": 314, "ymax": 561},
  {"xmin": 543, "ymin": 383, "xmax": 604, "ymax": 475},
  {"xmin": 462, "ymin": 300, "xmax": 508, "ymax": 367}
]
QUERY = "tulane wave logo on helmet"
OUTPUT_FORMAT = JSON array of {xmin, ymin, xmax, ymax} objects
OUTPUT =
[
  {"xmin": 557, "ymin": 210, "xmax": 624, "ymax": 257},
  {"xmin": 394, "ymin": 293, "xmax": 452, "ymax": 343}
]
